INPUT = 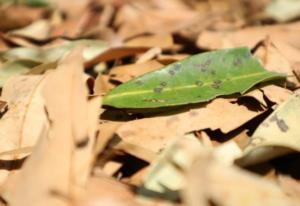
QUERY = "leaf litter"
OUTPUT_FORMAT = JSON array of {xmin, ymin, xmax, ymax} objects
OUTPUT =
[{"xmin": 0, "ymin": 1, "xmax": 300, "ymax": 206}]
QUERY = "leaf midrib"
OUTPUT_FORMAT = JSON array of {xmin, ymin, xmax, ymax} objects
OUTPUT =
[{"xmin": 105, "ymin": 71, "xmax": 277, "ymax": 100}]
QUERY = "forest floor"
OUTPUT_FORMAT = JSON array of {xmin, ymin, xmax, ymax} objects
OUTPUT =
[{"xmin": 0, "ymin": 0, "xmax": 300, "ymax": 206}]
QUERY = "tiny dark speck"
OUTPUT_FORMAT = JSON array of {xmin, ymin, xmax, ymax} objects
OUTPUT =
[
  {"xmin": 211, "ymin": 80, "xmax": 222, "ymax": 89},
  {"xmin": 160, "ymin": 81, "xmax": 167, "ymax": 87},
  {"xmin": 168, "ymin": 70, "xmax": 175, "ymax": 76},
  {"xmin": 195, "ymin": 80, "xmax": 203, "ymax": 86},
  {"xmin": 173, "ymin": 63, "xmax": 181, "ymax": 71},
  {"xmin": 154, "ymin": 87, "xmax": 163, "ymax": 93},
  {"xmin": 76, "ymin": 137, "xmax": 89, "ymax": 148},
  {"xmin": 233, "ymin": 58, "xmax": 243, "ymax": 66},
  {"xmin": 135, "ymin": 80, "xmax": 144, "ymax": 85}
]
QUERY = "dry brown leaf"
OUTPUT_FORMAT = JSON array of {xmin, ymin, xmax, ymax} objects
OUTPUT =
[
  {"xmin": 94, "ymin": 74, "xmax": 115, "ymax": 95},
  {"xmin": 244, "ymin": 85, "xmax": 292, "ymax": 108},
  {"xmin": 2, "ymin": 47, "xmax": 100, "ymax": 206},
  {"xmin": 156, "ymin": 54, "xmax": 189, "ymax": 65},
  {"xmin": 125, "ymin": 34, "xmax": 174, "ymax": 49},
  {"xmin": 197, "ymin": 22, "xmax": 300, "ymax": 50},
  {"xmin": 253, "ymin": 40, "xmax": 299, "ymax": 87},
  {"xmin": 117, "ymin": 98, "xmax": 263, "ymax": 153},
  {"xmin": 84, "ymin": 47, "xmax": 149, "ymax": 68},
  {"xmin": 115, "ymin": 4, "xmax": 200, "ymax": 39},
  {"xmin": 183, "ymin": 149, "xmax": 299, "ymax": 206},
  {"xmin": 95, "ymin": 121, "xmax": 122, "ymax": 156},
  {"xmin": 136, "ymin": 47, "xmax": 162, "ymax": 63},
  {"xmin": 0, "ymin": 75, "xmax": 48, "ymax": 184},
  {"xmin": 109, "ymin": 60, "xmax": 163, "ymax": 83},
  {"xmin": 0, "ymin": 6, "xmax": 45, "ymax": 31},
  {"xmin": 8, "ymin": 19, "xmax": 51, "ymax": 41}
]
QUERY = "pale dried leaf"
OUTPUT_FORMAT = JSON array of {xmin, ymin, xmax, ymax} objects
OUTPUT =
[{"xmin": 117, "ymin": 98, "xmax": 263, "ymax": 153}]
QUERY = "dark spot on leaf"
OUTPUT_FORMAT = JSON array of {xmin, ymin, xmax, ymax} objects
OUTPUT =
[
  {"xmin": 204, "ymin": 59, "xmax": 212, "ymax": 67},
  {"xmin": 233, "ymin": 58, "xmax": 243, "ymax": 66},
  {"xmin": 153, "ymin": 87, "xmax": 163, "ymax": 93},
  {"xmin": 195, "ymin": 80, "xmax": 203, "ymax": 86},
  {"xmin": 195, "ymin": 59, "xmax": 212, "ymax": 72},
  {"xmin": 76, "ymin": 137, "xmax": 89, "ymax": 148},
  {"xmin": 135, "ymin": 80, "xmax": 144, "ymax": 85},
  {"xmin": 160, "ymin": 81, "xmax": 167, "ymax": 87},
  {"xmin": 211, "ymin": 84, "xmax": 219, "ymax": 89},
  {"xmin": 211, "ymin": 80, "xmax": 222, "ymax": 89},
  {"xmin": 173, "ymin": 63, "xmax": 181, "ymax": 71},
  {"xmin": 210, "ymin": 70, "xmax": 216, "ymax": 75},
  {"xmin": 269, "ymin": 114, "xmax": 289, "ymax": 132},
  {"xmin": 199, "ymin": 67, "xmax": 207, "ymax": 72},
  {"xmin": 168, "ymin": 70, "xmax": 175, "ymax": 76}
]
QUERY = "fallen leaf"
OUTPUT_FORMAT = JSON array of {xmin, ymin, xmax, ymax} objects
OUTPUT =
[
  {"xmin": 125, "ymin": 34, "xmax": 174, "ymax": 49},
  {"xmin": 84, "ymin": 47, "xmax": 148, "ymax": 68},
  {"xmin": 183, "ymin": 149, "xmax": 299, "ymax": 206},
  {"xmin": 8, "ymin": 19, "xmax": 51, "ymax": 41},
  {"xmin": 239, "ymin": 89, "xmax": 300, "ymax": 166},
  {"xmin": 104, "ymin": 47, "xmax": 285, "ymax": 108},
  {"xmin": 138, "ymin": 134, "xmax": 202, "ymax": 201},
  {"xmin": 1, "ymin": 47, "xmax": 100, "ymax": 206},
  {"xmin": 0, "ymin": 75, "xmax": 48, "ymax": 184},
  {"xmin": 117, "ymin": 98, "xmax": 264, "ymax": 153},
  {"xmin": 1, "ymin": 39, "xmax": 107, "ymax": 63},
  {"xmin": 265, "ymin": 0, "xmax": 300, "ymax": 22},
  {"xmin": 197, "ymin": 22, "xmax": 300, "ymax": 50}
]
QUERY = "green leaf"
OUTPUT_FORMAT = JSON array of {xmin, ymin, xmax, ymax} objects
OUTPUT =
[{"xmin": 103, "ymin": 47, "xmax": 286, "ymax": 108}]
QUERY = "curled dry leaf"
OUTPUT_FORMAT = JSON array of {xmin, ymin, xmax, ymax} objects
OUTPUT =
[
  {"xmin": 138, "ymin": 134, "xmax": 202, "ymax": 201},
  {"xmin": 239, "ymin": 90, "xmax": 300, "ymax": 166},
  {"xmin": 1, "ymin": 47, "xmax": 101, "ymax": 206}
]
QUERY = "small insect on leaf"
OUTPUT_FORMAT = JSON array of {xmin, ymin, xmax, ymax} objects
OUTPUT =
[{"xmin": 103, "ymin": 47, "xmax": 286, "ymax": 108}]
